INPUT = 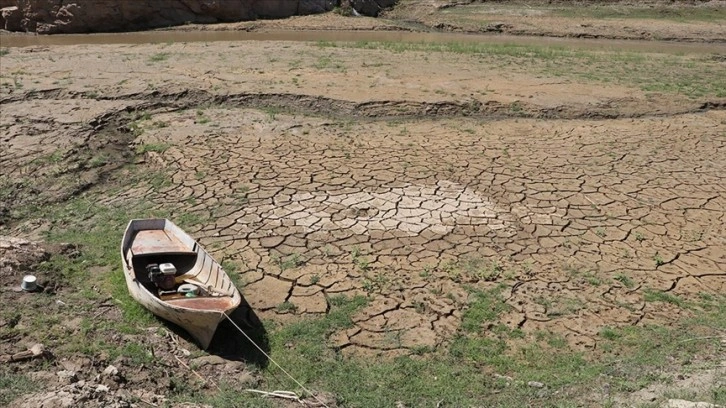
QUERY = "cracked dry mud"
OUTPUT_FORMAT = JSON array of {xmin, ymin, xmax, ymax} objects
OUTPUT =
[{"xmin": 1, "ymin": 40, "xmax": 725, "ymax": 359}]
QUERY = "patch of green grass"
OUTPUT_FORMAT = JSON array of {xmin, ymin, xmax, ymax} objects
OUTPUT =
[
  {"xmin": 271, "ymin": 252, "xmax": 304, "ymax": 272},
  {"xmin": 145, "ymin": 170, "xmax": 172, "ymax": 190},
  {"xmin": 221, "ymin": 259, "xmax": 238, "ymax": 274},
  {"xmin": 0, "ymin": 370, "xmax": 33, "ymax": 406},
  {"xmin": 350, "ymin": 246, "xmax": 371, "ymax": 272},
  {"xmin": 28, "ymin": 149, "xmax": 65, "ymax": 165},
  {"xmin": 174, "ymin": 384, "xmax": 274, "ymax": 408},
  {"xmin": 261, "ymin": 106, "xmax": 282, "ymax": 121},
  {"xmin": 276, "ymin": 301, "xmax": 297, "ymax": 313},
  {"xmin": 311, "ymin": 52, "xmax": 347, "ymax": 72},
  {"xmin": 614, "ymin": 273, "xmax": 635, "ymax": 288},
  {"xmin": 42, "ymin": 199, "xmax": 164, "ymax": 320},
  {"xmin": 599, "ymin": 326, "xmax": 620, "ymax": 341},
  {"xmin": 87, "ymin": 154, "xmax": 108, "ymax": 168},
  {"xmin": 582, "ymin": 271, "xmax": 603, "ymax": 286},
  {"xmin": 644, "ymin": 289, "xmax": 684, "ymax": 307},
  {"xmin": 175, "ymin": 211, "xmax": 207, "ymax": 230},
  {"xmin": 149, "ymin": 52, "xmax": 170, "ymax": 63},
  {"xmin": 0, "ymin": 48, "xmax": 9, "ymax": 57},
  {"xmin": 458, "ymin": 256, "xmax": 504, "ymax": 282},
  {"xmin": 196, "ymin": 109, "xmax": 211, "ymax": 124},
  {"xmin": 461, "ymin": 286, "xmax": 509, "ymax": 332},
  {"xmin": 714, "ymin": 385, "xmax": 726, "ymax": 405}
]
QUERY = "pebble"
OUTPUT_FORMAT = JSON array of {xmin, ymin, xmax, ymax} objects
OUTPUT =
[
  {"xmin": 102, "ymin": 364, "xmax": 119, "ymax": 377},
  {"xmin": 527, "ymin": 381, "xmax": 545, "ymax": 388},
  {"xmin": 493, "ymin": 373, "xmax": 513, "ymax": 383},
  {"xmin": 57, "ymin": 370, "xmax": 77, "ymax": 384}
]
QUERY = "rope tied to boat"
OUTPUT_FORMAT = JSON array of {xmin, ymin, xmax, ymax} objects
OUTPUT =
[{"xmin": 221, "ymin": 312, "xmax": 331, "ymax": 408}]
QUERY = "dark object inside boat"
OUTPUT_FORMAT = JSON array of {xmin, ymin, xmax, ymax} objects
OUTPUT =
[{"xmin": 146, "ymin": 263, "xmax": 176, "ymax": 290}]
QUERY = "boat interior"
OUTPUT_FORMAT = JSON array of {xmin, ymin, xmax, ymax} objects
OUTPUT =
[
  {"xmin": 131, "ymin": 253, "xmax": 198, "ymax": 284},
  {"xmin": 130, "ymin": 252, "xmax": 236, "ymax": 311},
  {"xmin": 124, "ymin": 221, "xmax": 239, "ymax": 311}
]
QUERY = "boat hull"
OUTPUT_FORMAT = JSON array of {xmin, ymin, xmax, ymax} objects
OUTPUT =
[{"xmin": 121, "ymin": 219, "xmax": 242, "ymax": 349}]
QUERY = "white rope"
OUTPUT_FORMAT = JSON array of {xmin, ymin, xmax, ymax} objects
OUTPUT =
[{"xmin": 222, "ymin": 312, "xmax": 330, "ymax": 408}]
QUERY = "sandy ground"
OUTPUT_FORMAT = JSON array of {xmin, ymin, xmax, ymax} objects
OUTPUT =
[{"xmin": 1, "ymin": 3, "xmax": 725, "ymax": 407}]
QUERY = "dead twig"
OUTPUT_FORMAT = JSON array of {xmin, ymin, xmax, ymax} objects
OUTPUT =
[
  {"xmin": 137, "ymin": 397, "xmax": 159, "ymax": 407},
  {"xmin": 2, "ymin": 343, "xmax": 47, "ymax": 363},
  {"xmin": 678, "ymin": 335, "xmax": 726, "ymax": 343},
  {"xmin": 582, "ymin": 194, "xmax": 603, "ymax": 213},
  {"xmin": 246, "ymin": 390, "xmax": 333, "ymax": 408},
  {"xmin": 93, "ymin": 307, "xmax": 113, "ymax": 319},
  {"xmin": 173, "ymin": 355, "xmax": 221, "ymax": 391}
]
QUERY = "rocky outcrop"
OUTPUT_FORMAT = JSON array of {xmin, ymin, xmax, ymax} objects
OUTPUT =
[
  {"xmin": 350, "ymin": 0, "xmax": 396, "ymax": 17},
  {"xmin": 0, "ymin": 0, "xmax": 398, "ymax": 34},
  {"xmin": 1, "ymin": 6, "xmax": 21, "ymax": 31}
]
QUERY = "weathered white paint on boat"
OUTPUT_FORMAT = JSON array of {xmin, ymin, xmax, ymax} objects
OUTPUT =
[{"xmin": 121, "ymin": 219, "xmax": 242, "ymax": 349}]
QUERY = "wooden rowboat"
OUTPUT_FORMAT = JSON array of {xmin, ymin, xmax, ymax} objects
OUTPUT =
[{"xmin": 121, "ymin": 219, "xmax": 242, "ymax": 349}]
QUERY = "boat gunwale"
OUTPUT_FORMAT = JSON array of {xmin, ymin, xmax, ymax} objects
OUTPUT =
[{"xmin": 121, "ymin": 218, "xmax": 241, "ymax": 311}]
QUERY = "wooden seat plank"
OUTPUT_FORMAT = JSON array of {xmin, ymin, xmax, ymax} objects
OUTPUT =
[{"xmin": 131, "ymin": 229, "xmax": 194, "ymax": 255}]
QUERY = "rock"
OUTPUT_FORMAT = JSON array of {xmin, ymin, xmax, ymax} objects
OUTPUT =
[
  {"xmin": 527, "ymin": 381, "xmax": 545, "ymax": 388},
  {"xmin": 56, "ymin": 370, "xmax": 77, "ymax": 384},
  {"xmin": 299, "ymin": 0, "xmax": 335, "ymax": 14},
  {"xmin": 102, "ymin": 365, "xmax": 118, "ymax": 377},
  {"xmin": 101, "ymin": 364, "xmax": 125, "ymax": 389},
  {"xmin": 252, "ymin": 0, "xmax": 298, "ymax": 19},
  {"xmin": 493, "ymin": 373, "xmax": 513, "ymax": 383},
  {"xmin": 666, "ymin": 400, "xmax": 719, "ymax": 408},
  {"xmin": 349, "ymin": 0, "xmax": 397, "ymax": 17},
  {"xmin": 95, "ymin": 384, "xmax": 109, "ymax": 393},
  {"xmin": 5, "ymin": 0, "xmax": 397, "ymax": 34},
  {"xmin": 1, "ymin": 6, "xmax": 22, "ymax": 31},
  {"xmin": 191, "ymin": 355, "xmax": 227, "ymax": 367}
]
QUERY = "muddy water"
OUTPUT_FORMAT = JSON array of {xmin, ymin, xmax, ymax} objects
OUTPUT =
[{"xmin": 2, "ymin": 29, "xmax": 724, "ymax": 54}]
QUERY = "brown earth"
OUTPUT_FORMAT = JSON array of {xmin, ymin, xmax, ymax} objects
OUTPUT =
[{"xmin": 1, "ymin": 4, "xmax": 726, "ymax": 408}]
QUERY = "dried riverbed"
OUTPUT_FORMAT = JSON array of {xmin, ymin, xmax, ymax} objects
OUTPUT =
[{"xmin": 1, "ymin": 4, "xmax": 725, "ymax": 407}]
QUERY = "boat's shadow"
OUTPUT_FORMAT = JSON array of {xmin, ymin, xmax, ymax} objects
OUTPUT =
[
  {"xmin": 162, "ymin": 297, "xmax": 270, "ymax": 368},
  {"xmin": 208, "ymin": 299, "xmax": 270, "ymax": 368}
]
